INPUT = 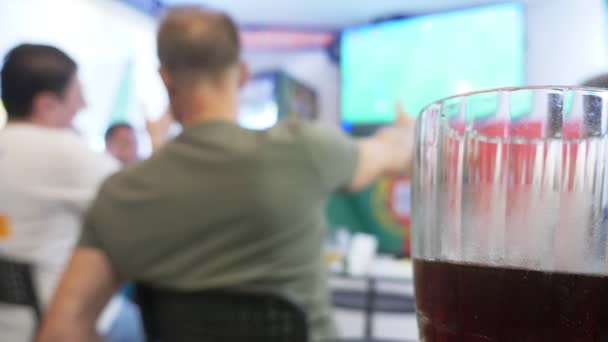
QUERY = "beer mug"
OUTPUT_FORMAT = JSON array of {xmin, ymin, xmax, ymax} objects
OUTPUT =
[{"xmin": 412, "ymin": 86, "xmax": 608, "ymax": 341}]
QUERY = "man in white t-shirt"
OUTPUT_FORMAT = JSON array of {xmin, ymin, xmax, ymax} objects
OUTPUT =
[{"xmin": 0, "ymin": 44, "xmax": 143, "ymax": 342}]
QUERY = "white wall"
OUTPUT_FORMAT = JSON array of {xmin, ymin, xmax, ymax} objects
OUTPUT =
[
  {"xmin": 0, "ymin": 0, "xmax": 166, "ymax": 150},
  {"xmin": 526, "ymin": 0, "xmax": 608, "ymax": 85}
]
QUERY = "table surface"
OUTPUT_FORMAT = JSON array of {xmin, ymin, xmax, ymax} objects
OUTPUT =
[{"xmin": 331, "ymin": 257, "xmax": 414, "ymax": 282}]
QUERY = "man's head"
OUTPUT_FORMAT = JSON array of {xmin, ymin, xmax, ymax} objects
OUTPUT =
[
  {"xmin": 105, "ymin": 122, "xmax": 138, "ymax": 164},
  {"xmin": 157, "ymin": 7, "xmax": 248, "ymax": 124},
  {"xmin": 1, "ymin": 44, "xmax": 84, "ymax": 128}
]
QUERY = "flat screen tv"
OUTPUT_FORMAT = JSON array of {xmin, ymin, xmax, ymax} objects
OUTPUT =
[
  {"xmin": 340, "ymin": 3, "xmax": 525, "ymax": 129},
  {"xmin": 238, "ymin": 71, "xmax": 318, "ymax": 130}
]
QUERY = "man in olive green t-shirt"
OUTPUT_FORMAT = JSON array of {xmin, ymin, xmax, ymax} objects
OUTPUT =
[{"xmin": 38, "ymin": 8, "xmax": 414, "ymax": 342}]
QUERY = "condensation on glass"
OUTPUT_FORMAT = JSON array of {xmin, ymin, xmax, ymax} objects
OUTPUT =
[{"xmin": 413, "ymin": 86, "xmax": 608, "ymax": 274}]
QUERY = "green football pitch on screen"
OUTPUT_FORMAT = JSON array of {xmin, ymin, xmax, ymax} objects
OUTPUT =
[{"xmin": 340, "ymin": 3, "xmax": 525, "ymax": 125}]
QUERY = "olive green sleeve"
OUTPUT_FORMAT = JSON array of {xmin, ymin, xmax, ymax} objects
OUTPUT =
[
  {"xmin": 300, "ymin": 123, "xmax": 359, "ymax": 192},
  {"xmin": 78, "ymin": 206, "xmax": 103, "ymax": 249}
]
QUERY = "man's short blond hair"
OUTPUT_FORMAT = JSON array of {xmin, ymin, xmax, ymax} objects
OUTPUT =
[{"xmin": 157, "ymin": 7, "xmax": 241, "ymax": 79}]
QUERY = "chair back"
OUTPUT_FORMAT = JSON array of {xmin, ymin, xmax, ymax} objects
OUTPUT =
[
  {"xmin": 0, "ymin": 256, "xmax": 42, "ymax": 338},
  {"xmin": 136, "ymin": 285, "xmax": 308, "ymax": 342}
]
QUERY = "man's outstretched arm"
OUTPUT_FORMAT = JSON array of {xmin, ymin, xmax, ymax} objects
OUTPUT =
[
  {"xmin": 350, "ymin": 104, "xmax": 415, "ymax": 191},
  {"xmin": 37, "ymin": 247, "xmax": 120, "ymax": 342}
]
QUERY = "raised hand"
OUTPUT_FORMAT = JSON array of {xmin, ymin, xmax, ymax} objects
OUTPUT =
[{"xmin": 145, "ymin": 108, "xmax": 174, "ymax": 151}]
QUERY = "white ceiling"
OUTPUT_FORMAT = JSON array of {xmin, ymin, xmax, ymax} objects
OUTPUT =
[{"xmin": 161, "ymin": 0, "xmax": 524, "ymax": 28}]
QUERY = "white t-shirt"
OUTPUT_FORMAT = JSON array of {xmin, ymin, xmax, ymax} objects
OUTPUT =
[{"xmin": 0, "ymin": 124, "xmax": 119, "ymax": 341}]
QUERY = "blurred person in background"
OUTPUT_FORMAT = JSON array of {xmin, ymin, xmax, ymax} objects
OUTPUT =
[
  {"xmin": 104, "ymin": 122, "xmax": 138, "ymax": 300},
  {"xmin": 105, "ymin": 109, "xmax": 175, "ymax": 166},
  {"xmin": 105, "ymin": 122, "xmax": 138, "ymax": 165},
  {"xmin": 38, "ymin": 8, "xmax": 414, "ymax": 342},
  {"xmin": 104, "ymin": 116, "xmax": 172, "ymax": 302},
  {"xmin": 146, "ymin": 107, "xmax": 175, "ymax": 150},
  {"xmin": 0, "ymin": 44, "xmax": 143, "ymax": 342}
]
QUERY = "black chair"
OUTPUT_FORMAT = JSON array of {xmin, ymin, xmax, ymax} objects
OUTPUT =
[
  {"xmin": 0, "ymin": 256, "xmax": 42, "ymax": 340},
  {"xmin": 136, "ymin": 285, "xmax": 309, "ymax": 342}
]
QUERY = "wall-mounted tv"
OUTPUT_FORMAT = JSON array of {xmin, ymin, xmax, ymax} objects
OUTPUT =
[
  {"xmin": 340, "ymin": 3, "xmax": 525, "ymax": 129},
  {"xmin": 238, "ymin": 71, "xmax": 318, "ymax": 130}
]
